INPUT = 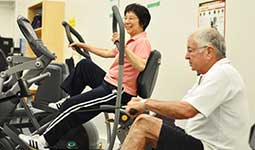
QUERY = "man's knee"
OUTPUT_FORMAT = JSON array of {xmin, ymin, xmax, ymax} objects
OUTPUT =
[
  {"xmin": 129, "ymin": 114, "xmax": 152, "ymax": 135},
  {"xmin": 133, "ymin": 114, "xmax": 157, "ymax": 130},
  {"xmin": 135, "ymin": 114, "xmax": 152, "ymax": 124},
  {"xmin": 132, "ymin": 114, "xmax": 162, "ymax": 145}
]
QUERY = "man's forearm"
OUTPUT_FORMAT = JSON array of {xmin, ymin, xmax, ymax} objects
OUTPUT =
[{"xmin": 144, "ymin": 99, "xmax": 198, "ymax": 119}]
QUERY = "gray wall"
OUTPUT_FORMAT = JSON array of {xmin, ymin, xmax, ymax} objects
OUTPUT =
[{"xmin": 0, "ymin": 1, "xmax": 15, "ymax": 38}]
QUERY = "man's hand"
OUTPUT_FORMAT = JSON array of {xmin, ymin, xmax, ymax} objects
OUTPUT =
[{"xmin": 125, "ymin": 97, "xmax": 147, "ymax": 118}]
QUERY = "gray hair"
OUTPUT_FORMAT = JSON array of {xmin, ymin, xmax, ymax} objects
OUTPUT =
[{"xmin": 192, "ymin": 28, "xmax": 226, "ymax": 58}]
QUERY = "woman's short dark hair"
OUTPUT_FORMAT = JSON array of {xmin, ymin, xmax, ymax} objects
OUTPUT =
[{"xmin": 124, "ymin": 3, "xmax": 151, "ymax": 31}]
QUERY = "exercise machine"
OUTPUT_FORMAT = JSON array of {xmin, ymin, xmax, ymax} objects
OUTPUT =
[
  {"xmin": 0, "ymin": 5, "xmax": 160, "ymax": 150},
  {"xmin": 0, "ymin": 15, "xmax": 97, "ymax": 150},
  {"xmin": 0, "ymin": 15, "xmax": 55, "ymax": 149}
]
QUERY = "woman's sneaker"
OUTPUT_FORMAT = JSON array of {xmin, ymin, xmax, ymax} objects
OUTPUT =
[
  {"xmin": 48, "ymin": 96, "xmax": 69, "ymax": 110},
  {"xmin": 19, "ymin": 134, "xmax": 49, "ymax": 150}
]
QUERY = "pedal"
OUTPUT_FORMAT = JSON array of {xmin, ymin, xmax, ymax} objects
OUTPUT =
[
  {"xmin": 32, "ymin": 100, "xmax": 58, "ymax": 113},
  {"xmin": 3, "ymin": 123, "xmax": 33, "ymax": 149}
]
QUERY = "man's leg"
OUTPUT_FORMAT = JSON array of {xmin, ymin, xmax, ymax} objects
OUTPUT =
[{"xmin": 121, "ymin": 114, "xmax": 162, "ymax": 150}]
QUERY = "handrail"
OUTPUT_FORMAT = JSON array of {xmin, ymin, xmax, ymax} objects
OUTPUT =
[
  {"xmin": 108, "ymin": 5, "xmax": 125, "ymax": 150},
  {"xmin": 112, "ymin": 5, "xmax": 125, "ymax": 65},
  {"xmin": 62, "ymin": 21, "xmax": 91, "ymax": 60},
  {"xmin": 17, "ymin": 16, "xmax": 56, "ymax": 60}
]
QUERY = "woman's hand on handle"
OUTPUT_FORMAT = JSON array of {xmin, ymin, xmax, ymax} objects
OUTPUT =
[
  {"xmin": 68, "ymin": 42, "xmax": 86, "ymax": 50},
  {"xmin": 112, "ymin": 32, "xmax": 120, "ymax": 43}
]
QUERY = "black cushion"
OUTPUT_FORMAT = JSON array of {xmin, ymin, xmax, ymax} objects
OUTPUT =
[
  {"xmin": 34, "ymin": 63, "xmax": 68, "ymax": 104},
  {"xmin": 250, "ymin": 124, "xmax": 255, "ymax": 150},
  {"xmin": 0, "ymin": 37, "xmax": 13, "ymax": 56},
  {"xmin": 0, "ymin": 49, "xmax": 8, "ymax": 72},
  {"xmin": 137, "ymin": 50, "xmax": 161, "ymax": 98}
]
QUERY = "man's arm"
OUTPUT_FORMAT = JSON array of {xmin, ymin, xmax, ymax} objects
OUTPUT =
[
  {"xmin": 145, "ymin": 99, "xmax": 199, "ymax": 119},
  {"xmin": 126, "ymin": 98, "xmax": 199, "ymax": 119}
]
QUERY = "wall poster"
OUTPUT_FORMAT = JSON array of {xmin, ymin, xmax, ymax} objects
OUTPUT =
[{"xmin": 198, "ymin": 0, "xmax": 226, "ymax": 37}]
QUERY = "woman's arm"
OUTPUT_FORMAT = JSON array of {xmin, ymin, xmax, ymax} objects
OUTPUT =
[
  {"xmin": 125, "ymin": 47, "xmax": 147, "ymax": 72},
  {"xmin": 112, "ymin": 32, "xmax": 148, "ymax": 71},
  {"xmin": 69, "ymin": 42, "xmax": 116, "ymax": 58}
]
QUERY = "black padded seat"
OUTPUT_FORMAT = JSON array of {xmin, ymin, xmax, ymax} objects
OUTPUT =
[
  {"xmin": 0, "ymin": 49, "xmax": 8, "ymax": 72},
  {"xmin": 0, "ymin": 97, "xmax": 20, "ymax": 125},
  {"xmin": 250, "ymin": 123, "xmax": 255, "ymax": 150},
  {"xmin": 0, "ymin": 49, "xmax": 14, "ymax": 92},
  {"xmin": 137, "ymin": 50, "xmax": 161, "ymax": 98},
  {"xmin": 0, "ymin": 54, "xmax": 20, "ymax": 125},
  {"xmin": 0, "ymin": 37, "xmax": 13, "ymax": 56},
  {"xmin": 34, "ymin": 63, "xmax": 69, "ymax": 104}
]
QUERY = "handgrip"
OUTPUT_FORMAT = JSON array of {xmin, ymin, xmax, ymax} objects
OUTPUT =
[
  {"xmin": 129, "ymin": 108, "xmax": 138, "ymax": 115},
  {"xmin": 17, "ymin": 16, "xmax": 56, "ymax": 60},
  {"xmin": 112, "ymin": 5, "xmax": 125, "ymax": 65},
  {"xmin": 62, "ymin": 21, "xmax": 91, "ymax": 60}
]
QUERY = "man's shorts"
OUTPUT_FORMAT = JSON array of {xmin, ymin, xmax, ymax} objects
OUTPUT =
[{"xmin": 156, "ymin": 122, "xmax": 204, "ymax": 150}]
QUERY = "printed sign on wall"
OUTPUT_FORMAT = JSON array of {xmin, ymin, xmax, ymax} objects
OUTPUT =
[
  {"xmin": 198, "ymin": 0, "xmax": 226, "ymax": 37},
  {"xmin": 146, "ymin": 0, "xmax": 160, "ymax": 9}
]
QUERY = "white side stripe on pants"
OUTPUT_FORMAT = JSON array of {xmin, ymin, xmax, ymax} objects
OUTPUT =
[{"xmin": 44, "ymin": 89, "xmax": 122, "ymax": 134}]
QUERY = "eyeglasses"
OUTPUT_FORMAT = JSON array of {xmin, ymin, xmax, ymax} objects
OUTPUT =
[
  {"xmin": 124, "ymin": 13, "xmax": 139, "ymax": 21},
  {"xmin": 187, "ymin": 46, "xmax": 208, "ymax": 53},
  {"xmin": 124, "ymin": 16, "xmax": 138, "ymax": 21}
]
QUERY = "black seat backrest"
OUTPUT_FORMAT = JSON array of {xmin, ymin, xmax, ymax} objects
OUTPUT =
[
  {"xmin": 137, "ymin": 50, "xmax": 161, "ymax": 98},
  {"xmin": 0, "ymin": 49, "xmax": 8, "ymax": 72},
  {"xmin": 0, "ymin": 37, "xmax": 13, "ymax": 56},
  {"xmin": 250, "ymin": 123, "xmax": 255, "ymax": 150},
  {"xmin": 33, "ymin": 63, "xmax": 68, "ymax": 104}
]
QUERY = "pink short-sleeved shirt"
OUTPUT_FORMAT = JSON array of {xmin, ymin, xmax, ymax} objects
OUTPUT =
[{"xmin": 104, "ymin": 32, "xmax": 151, "ymax": 96}]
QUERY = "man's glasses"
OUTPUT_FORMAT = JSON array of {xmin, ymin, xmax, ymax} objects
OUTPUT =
[{"xmin": 187, "ymin": 46, "xmax": 208, "ymax": 53}]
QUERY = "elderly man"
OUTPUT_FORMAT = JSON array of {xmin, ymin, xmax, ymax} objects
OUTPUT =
[{"xmin": 122, "ymin": 28, "xmax": 249, "ymax": 150}]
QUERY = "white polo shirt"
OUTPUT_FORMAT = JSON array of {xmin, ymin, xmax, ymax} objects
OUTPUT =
[{"xmin": 183, "ymin": 58, "xmax": 249, "ymax": 150}]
